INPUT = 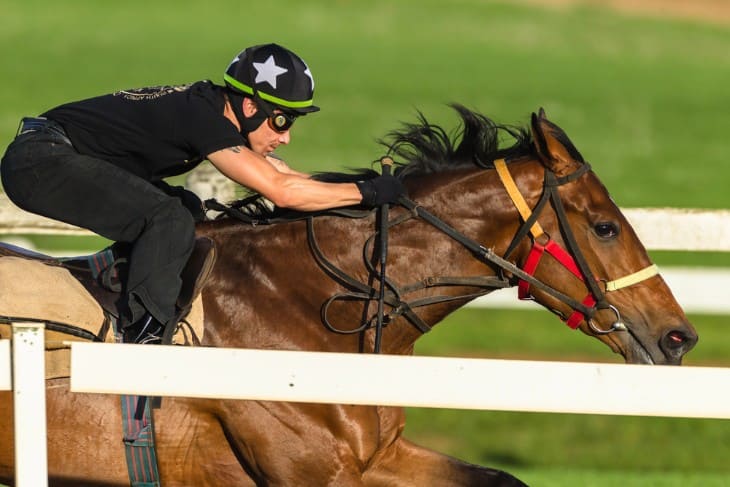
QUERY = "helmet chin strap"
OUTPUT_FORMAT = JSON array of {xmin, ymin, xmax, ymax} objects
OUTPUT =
[{"xmin": 226, "ymin": 90, "xmax": 267, "ymax": 143}]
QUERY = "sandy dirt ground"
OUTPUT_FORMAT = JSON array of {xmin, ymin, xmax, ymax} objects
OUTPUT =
[{"xmin": 516, "ymin": 0, "xmax": 730, "ymax": 26}]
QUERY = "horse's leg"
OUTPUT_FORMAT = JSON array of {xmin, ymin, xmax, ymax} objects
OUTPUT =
[
  {"xmin": 0, "ymin": 391, "xmax": 19, "ymax": 484},
  {"xmin": 213, "ymin": 400, "xmax": 374, "ymax": 487},
  {"xmin": 363, "ymin": 436, "xmax": 527, "ymax": 487},
  {"xmin": 153, "ymin": 398, "xmax": 256, "ymax": 487},
  {"xmin": 46, "ymin": 392, "xmax": 258, "ymax": 486}
]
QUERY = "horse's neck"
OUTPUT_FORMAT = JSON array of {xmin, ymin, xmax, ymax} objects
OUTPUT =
[
  {"xmin": 403, "ymin": 163, "xmax": 540, "ymax": 258},
  {"xmin": 373, "ymin": 168, "xmax": 538, "ymax": 353}
]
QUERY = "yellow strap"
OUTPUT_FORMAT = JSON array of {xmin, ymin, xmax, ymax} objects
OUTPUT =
[
  {"xmin": 605, "ymin": 264, "xmax": 660, "ymax": 292},
  {"xmin": 494, "ymin": 159, "xmax": 544, "ymax": 239}
]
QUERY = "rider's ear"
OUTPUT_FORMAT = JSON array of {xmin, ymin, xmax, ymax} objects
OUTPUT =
[
  {"xmin": 530, "ymin": 109, "xmax": 582, "ymax": 177},
  {"xmin": 242, "ymin": 97, "xmax": 258, "ymax": 117}
]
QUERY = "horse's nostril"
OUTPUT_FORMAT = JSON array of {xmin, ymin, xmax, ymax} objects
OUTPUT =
[
  {"xmin": 667, "ymin": 330, "xmax": 686, "ymax": 345},
  {"xmin": 660, "ymin": 328, "xmax": 698, "ymax": 361}
]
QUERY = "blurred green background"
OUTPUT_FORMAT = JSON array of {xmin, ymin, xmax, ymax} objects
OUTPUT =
[{"xmin": 1, "ymin": 1, "xmax": 729, "ymax": 485}]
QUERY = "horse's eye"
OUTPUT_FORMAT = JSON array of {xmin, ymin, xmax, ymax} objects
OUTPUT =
[{"xmin": 594, "ymin": 222, "xmax": 619, "ymax": 239}]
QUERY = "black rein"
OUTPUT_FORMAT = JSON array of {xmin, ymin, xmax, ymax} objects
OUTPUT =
[{"xmin": 309, "ymin": 161, "xmax": 605, "ymax": 351}]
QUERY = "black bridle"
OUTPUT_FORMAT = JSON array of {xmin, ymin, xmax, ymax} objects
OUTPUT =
[{"xmin": 313, "ymin": 158, "xmax": 659, "ymax": 351}]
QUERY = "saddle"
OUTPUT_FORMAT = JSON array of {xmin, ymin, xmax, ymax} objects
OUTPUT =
[{"xmin": 0, "ymin": 237, "xmax": 217, "ymax": 378}]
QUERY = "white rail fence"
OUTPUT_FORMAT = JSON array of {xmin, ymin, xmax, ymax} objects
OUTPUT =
[
  {"xmin": 69, "ymin": 343, "xmax": 730, "ymax": 419},
  {"xmin": 1, "ymin": 200, "xmax": 730, "ymax": 485},
  {"xmin": 2, "ymin": 338, "xmax": 730, "ymax": 486}
]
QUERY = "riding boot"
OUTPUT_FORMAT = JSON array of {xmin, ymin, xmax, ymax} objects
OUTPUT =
[{"xmin": 123, "ymin": 313, "xmax": 164, "ymax": 344}]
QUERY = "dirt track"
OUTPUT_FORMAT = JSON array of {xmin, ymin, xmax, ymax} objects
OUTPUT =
[{"xmin": 518, "ymin": 0, "xmax": 730, "ymax": 26}]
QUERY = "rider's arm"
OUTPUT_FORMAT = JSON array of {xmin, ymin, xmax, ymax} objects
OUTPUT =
[
  {"xmin": 207, "ymin": 145, "xmax": 362, "ymax": 211},
  {"xmin": 265, "ymin": 153, "xmax": 309, "ymax": 178}
]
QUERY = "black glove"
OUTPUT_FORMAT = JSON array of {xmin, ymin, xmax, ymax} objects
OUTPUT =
[{"xmin": 356, "ymin": 175, "xmax": 406, "ymax": 207}]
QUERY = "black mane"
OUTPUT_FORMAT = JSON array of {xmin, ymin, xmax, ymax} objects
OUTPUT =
[
  {"xmin": 385, "ymin": 104, "xmax": 533, "ymax": 179},
  {"xmin": 313, "ymin": 104, "xmax": 534, "ymax": 184}
]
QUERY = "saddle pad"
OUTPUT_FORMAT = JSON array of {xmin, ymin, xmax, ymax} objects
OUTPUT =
[{"xmin": 0, "ymin": 256, "xmax": 105, "ymax": 335}]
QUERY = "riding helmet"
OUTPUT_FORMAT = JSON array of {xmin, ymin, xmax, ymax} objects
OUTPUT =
[{"xmin": 224, "ymin": 43, "xmax": 319, "ymax": 114}]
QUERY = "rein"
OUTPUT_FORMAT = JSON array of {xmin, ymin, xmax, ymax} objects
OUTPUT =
[{"xmin": 311, "ymin": 157, "xmax": 659, "ymax": 348}]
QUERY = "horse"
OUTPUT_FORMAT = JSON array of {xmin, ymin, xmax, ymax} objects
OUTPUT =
[{"xmin": 0, "ymin": 106, "xmax": 698, "ymax": 486}]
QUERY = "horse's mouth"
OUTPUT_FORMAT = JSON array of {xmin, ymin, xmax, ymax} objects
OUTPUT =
[
  {"xmin": 590, "ymin": 316, "xmax": 656, "ymax": 364},
  {"xmin": 618, "ymin": 319, "xmax": 697, "ymax": 366},
  {"xmin": 623, "ymin": 331, "xmax": 655, "ymax": 365}
]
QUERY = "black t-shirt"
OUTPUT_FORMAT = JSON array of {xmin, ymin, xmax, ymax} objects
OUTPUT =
[{"xmin": 42, "ymin": 81, "xmax": 244, "ymax": 181}]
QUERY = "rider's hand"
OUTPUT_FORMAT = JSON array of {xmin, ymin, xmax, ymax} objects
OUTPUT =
[
  {"xmin": 356, "ymin": 175, "xmax": 406, "ymax": 207},
  {"xmin": 240, "ymin": 196, "xmax": 276, "ymax": 216}
]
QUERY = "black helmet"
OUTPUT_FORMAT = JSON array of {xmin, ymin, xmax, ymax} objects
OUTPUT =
[{"xmin": 224, "ymin": 43, "xmax": 319, "ymax": 114}]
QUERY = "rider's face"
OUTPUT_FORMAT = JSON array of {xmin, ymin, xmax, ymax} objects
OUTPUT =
[{"xmin": 245, "ymin": 101, "xmax": 292, "ymax": 155}]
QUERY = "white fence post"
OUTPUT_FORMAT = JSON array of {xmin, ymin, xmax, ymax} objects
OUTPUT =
[{"xmin": 11, "ymin": 322, "xmax": 48, "ymax": 487}]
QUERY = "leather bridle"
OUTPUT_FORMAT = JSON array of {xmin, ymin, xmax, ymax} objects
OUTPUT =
[
  {"xmin": 310, "ymin": 157, "xmax": 659, "ymax": 347},
  {"xmin": 493, "ymin": 158, "xmax": 658, "ymax": 334}
]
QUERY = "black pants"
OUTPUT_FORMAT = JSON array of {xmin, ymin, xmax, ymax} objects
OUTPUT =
[{"xmin": 1, "ymin": 130, "xmax": 196, "ymax": 325}]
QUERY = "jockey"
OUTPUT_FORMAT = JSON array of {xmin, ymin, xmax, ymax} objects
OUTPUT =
[{"xmin": 0, "ymin": 43, "xmax": 405, "ymax": 344}]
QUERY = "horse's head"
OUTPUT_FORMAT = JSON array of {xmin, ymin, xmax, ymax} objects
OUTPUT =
[
  {"xmin": 382, "ymin": 105, "xmax": 696, "ymax": 364},
  {"xmin": 512, "ymin": 108, "xmax": 698, "ymax": 364}
]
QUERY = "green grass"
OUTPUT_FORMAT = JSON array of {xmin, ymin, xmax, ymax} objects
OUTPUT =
[
  {"xmin": 512, "ymin": 468, "xmax": 730, "ymax": 487},
  {"xmin": 412, "ymin": 307, "xmax": 729, "ymax": 365},
  {"xmin": 2, "ymin": 0, "xmax": 729, "ymax": 208},
  {"xmin": 2, "ymin": 1, "xmax": 729, "ymax": 485}
]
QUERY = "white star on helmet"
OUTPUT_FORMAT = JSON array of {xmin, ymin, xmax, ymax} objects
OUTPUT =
[
  {"xmin": 253, "ymin": 55, "xmax": 288, "ymax": 89},
  {"xmin": 304, "ymin": 66, "xmax": 314, "ymax": 90}
]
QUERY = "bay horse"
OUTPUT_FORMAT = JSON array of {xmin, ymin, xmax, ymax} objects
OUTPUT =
[{"xmin": 0, "ymin": 106, "xmax": 697, "ymax": 486}]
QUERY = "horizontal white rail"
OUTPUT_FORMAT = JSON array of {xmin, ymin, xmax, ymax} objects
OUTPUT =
[
  {"xmin": 70, "ymin": 343, "xmax": 730, "ymax": 419},
  {"xmin": 623, "ymin": 208, "xmax": 730, "ymax": 252}
]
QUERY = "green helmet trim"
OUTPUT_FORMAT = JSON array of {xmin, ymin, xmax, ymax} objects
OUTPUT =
[{"xmin": 224, "ymin": 73, "xmax": 315, "ymax": 110}]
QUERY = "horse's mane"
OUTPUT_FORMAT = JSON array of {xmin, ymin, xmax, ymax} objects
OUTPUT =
[
  {"xmin": 217, "ymin": 104, "xmax": 536, "ymax": 220},
  {"xmin": 384, "ymin": 103, "xmax": 534, "ymax": 179},
  {"xmin": 314, "ymin": 103, "xmax": 534, "ymax": 182}
]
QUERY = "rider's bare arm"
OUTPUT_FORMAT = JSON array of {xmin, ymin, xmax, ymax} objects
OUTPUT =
[
  {"xmin": 265, "ymin": 153, "xmax": 309, "ymax": 178},
  {"xmin": 207, "ymin": 145, "xmax": 362, "ymax": 211}
]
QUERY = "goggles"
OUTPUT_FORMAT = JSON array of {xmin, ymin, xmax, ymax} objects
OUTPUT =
[{"xmin": 267, "ymin": 112, "xmax": 297, "ymax": 133}]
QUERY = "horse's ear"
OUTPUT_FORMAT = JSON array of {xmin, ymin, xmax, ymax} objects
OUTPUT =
[
  {"xmin": 531, "ymin": 111, "xmax": 550, "ymax": 161},
  {"xmin": 530, "ymin": 110, "xmax": 583, "ymax": 177}
]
